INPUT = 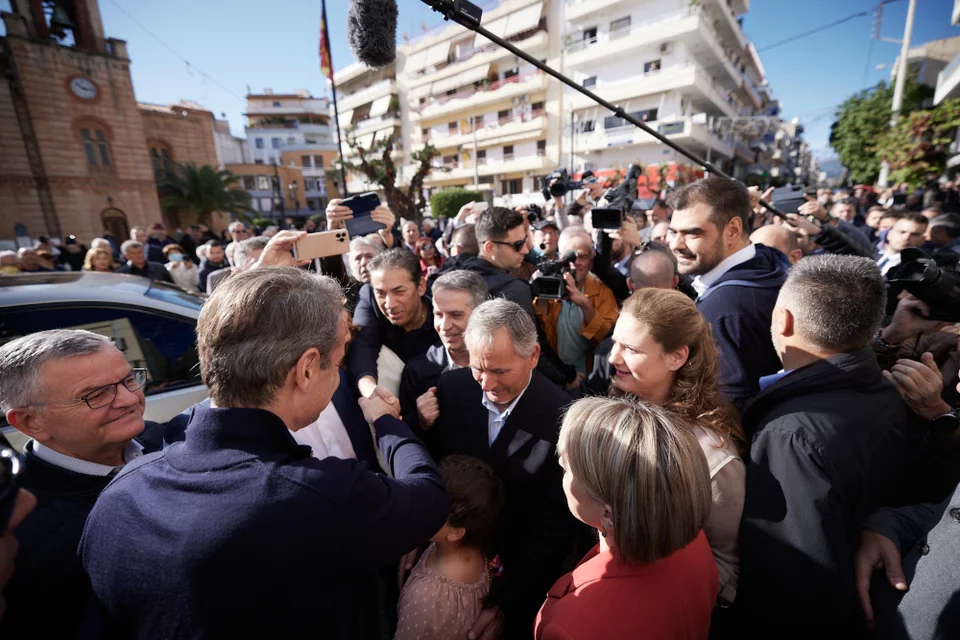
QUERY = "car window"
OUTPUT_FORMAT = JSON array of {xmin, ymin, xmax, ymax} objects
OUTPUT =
[
  {"xmin": 0, "ymin": 305, "xmax": 201, "ymax": 406},
  {"xmin": 145, "ymin": 281, "xmax": 205, "ymax": 311}
]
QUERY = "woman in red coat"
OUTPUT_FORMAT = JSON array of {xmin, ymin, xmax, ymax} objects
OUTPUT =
[
  {"xmin": 536, "ymin": 396, "xmax": 718, "ymax": 640},
  {"xmin": 415, "ymin": 237, "xmax": 443, "ymax": 278}
]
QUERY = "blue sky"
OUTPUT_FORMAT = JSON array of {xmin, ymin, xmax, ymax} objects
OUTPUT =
[{"xmin": 2, "ymin": 0, "xmax": 959, "ymax": 159}]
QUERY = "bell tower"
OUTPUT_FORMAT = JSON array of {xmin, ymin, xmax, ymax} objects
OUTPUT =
[{"xmin": 0, "ymin": 0, "xmax": 160, "ymax": 243}]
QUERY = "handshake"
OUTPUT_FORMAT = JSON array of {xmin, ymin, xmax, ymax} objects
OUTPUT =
[{"xmin": 357, "ymin": 384, "xmax": 440, "ymax": 429}]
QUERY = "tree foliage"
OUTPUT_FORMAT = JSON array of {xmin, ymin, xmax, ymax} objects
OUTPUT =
[
  {"xmin": 429, "ymin": 188, "xmax": 484, "ymax": 220},
  {"xmin": 160, "ymin": 163, "xmax": 253, "ymax": 224},
  {"xmin": 875, "ymin": 98, "xmax": 960, "ymax": 186},
  {"xmin": 829, "ymin": 79, "xmax": 934, "ymax": 184},
  {"xmin": 340, "ymin": 132, "xmax": 445, "ymax": 221}
]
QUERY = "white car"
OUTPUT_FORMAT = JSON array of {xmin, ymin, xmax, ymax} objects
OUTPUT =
[{"xmin": 0, "ymin": 272, "xmax": 209, "ymax": 451}]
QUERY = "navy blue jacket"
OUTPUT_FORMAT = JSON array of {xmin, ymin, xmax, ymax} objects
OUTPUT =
[
  {"xmin": 347, "ymin": 283, "xmax": 439, "ymax": 389},
  {"xmin": 696, "ymin": 243, "xmax": 788, "ymax": 407},
  {"xmin": 79, "ymin": 404, "xmax": 449, "ymax": 639},
  {"xmin": 399, "ymin": 344, "xmax": 449, "ymax": 431}
]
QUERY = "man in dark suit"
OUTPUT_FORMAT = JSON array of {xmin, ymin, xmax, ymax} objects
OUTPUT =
[
  {"xmin": 419, "ymin": 298, "xmax": 583, "ymax": 639},
  {"xmin": 116, "ymin": 240, "xmax": 173, "ymax": 284},
  {"xmin": 0, "ymin": 329, "xmax": 163, "ymax": 638},
  {"xmin": 399, "ymin": 270, "xmax": 488, "ymax": 431},
  {"xmin": 79, "ymin": 266, "xmax": 449, "ymax": 639}
]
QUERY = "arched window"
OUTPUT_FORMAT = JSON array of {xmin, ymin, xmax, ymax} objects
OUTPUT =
[
  {"xmin": 81, "ymin": 129, "xmax": 98, "ymax": 165},
  {"xmin": 76, "ymin": 120, "xmax": 113, "ymax": 171},
  {"xmin": 148, "ymin": 142, "xmax": 174, "ymax": 182},
  {"xmin": 96, "ymin": 130, "xmax": 112, "ymax": 166}
]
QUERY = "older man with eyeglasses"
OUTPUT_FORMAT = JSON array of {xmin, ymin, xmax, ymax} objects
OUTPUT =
[{"xmin": 0, "ymin": 330, "xmax": 162, "ymax": 638}]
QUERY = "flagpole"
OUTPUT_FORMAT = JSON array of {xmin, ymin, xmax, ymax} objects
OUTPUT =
[{"xmin": 321, "ymin": 0, "xmax": 349, "ymax": 198}]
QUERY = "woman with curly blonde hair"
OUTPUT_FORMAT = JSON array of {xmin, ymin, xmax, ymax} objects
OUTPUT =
[
  {"xmin": 607, "ymin": 287, "xmax": 745, "ymax": 605},
  {"xmin": 82, "ymin": 246, "xmax": 116, "ymax": 272}
]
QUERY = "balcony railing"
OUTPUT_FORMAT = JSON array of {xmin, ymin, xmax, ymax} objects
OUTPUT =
[
  {"xmin": 410, "ymin": 71, "xmax": 544, "ymax": 114},
  {"xmin": 565, "ymin": 7, "xmax": 698, "ymax": 54},
  {"xmin": 416, "ymin": 108, "xmax": 546, "ymax": 144},
  {"xmin": 503, "ymin": 152, "xmax": 515, "ymax": 161}
]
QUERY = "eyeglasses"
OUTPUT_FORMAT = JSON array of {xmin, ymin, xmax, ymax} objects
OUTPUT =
[
  {"xmin": 0, "ymin": 445, "xmax": 23, "ymax": 532},
  {"xmin": 32, "ymin": 369, "xmax": 148, "ymax": 410},
  {"xmin": 421, "ymin": 244, "xmax": 435, "ymax": 250},
  {"xmin": 490, "ymin": 234, "xmax": 528, "ymax": 252}
]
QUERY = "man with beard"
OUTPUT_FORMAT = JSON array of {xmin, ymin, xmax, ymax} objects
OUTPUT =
[
  {"xmin": 668, "ymin": 177, "xmax": 788, "ymax": 407},
  {"xmin": 400, "ymin": 270, "xmax": 488, "ymax": 431}
]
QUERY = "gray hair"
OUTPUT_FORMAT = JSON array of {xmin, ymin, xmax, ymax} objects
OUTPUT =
[
  {"xmin": 348, "ymin": 237, "xmax": 382, "ymax": 279},
  {"xmin": 929, "ymin": 213, "xmax": 960, "ymax": 239},
  {"xmin": 432, "ymin": 271, "xmax": 489, "ymax": 309},
  {"xmin": 120, "ymin": 240, "xmax": 142, "ymax": 255},
  {"xmin": 228, "ymin": 221, "xmax": 247, "ymax": 233},
  {"xmin": 0, "ymin": 250, "xmax": 17, "ymax": 261},
  {"xmin": 0, "ymin": 329, "xmax": 114, "ymax": 412},
  {"xmin": 558, "ymin": 226, "xmax": 593, "ymax": 254},
  {"xmin": 234, "ymin": 236, "xmax": 270, "ymax": 271},
  {"xmin": 17, "ymin": 247, "xmax": 36, "ymax": 258},
  {"xmin": 196, "ymin": 267, "xmax": 344, "ymax": 408},
  {"xmin": 780, "ymin": 254, "xmax": 886, "ymax": 353},
  {"xmin": 90, "ymin": 238, "xmax": 112, "ymax": 251},
  {"xmin": 465, "ymin": 298, "xmax": 537, "ymax": 358}
]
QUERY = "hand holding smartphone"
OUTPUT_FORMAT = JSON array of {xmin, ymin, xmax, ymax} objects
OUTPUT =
[
  {"xmin": 341, "ymin": 192, "xmax": 387, "ymax": 237},
  {"xmin": 292, "ymin": 229, "xmax": 351, "ymax": 261}
]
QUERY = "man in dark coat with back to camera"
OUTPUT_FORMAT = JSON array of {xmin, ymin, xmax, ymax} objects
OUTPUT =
[
  {"xmin": 668, "ymin": 176, "xmax": 788, "ymax": 408},
  {"xmin": 736, "ymin": 255, "xmax": 913, "ymax": 639},
  {"xmin": 79, "ymin": 258, "xmax": 449, "ymax": 639},
  {"xmin": 0, "ymin": 329, "xmax": 163, "ymax": 638},
  {"xmin": 413, "ymin": 298, "xmax": 584, "ymax": 639}
]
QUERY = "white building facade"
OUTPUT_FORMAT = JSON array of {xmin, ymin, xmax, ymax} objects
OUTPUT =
[{"xmin": 245, "ymin": 89, "xmax": 336, "ymax": 165}]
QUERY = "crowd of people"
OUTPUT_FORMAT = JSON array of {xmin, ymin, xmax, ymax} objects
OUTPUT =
[{"xmin": 1, "ymin": 173, "xmax": 960, "ymax": 640}]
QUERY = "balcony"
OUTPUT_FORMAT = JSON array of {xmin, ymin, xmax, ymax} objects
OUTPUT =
[
  {"xmin": 350, "ymin": 114, "xmax": 402, "ymax": 135},
  {"xmin": 245, "ymin": 100, "xmax": 328, "ymax": 117},
  {"xmin": 414, "ymin": 109, "xmax": 547, "ymax": 152},
  {"xmin": 425, "ymin": 154, "xmax": 547, "ymax": 184},
  {"xmin": 935, "ymin": 51, "xmax": 960, "ymax": 104},
  {"xmin": 566, "ymin": 64, "xmax": 737, "ymax": 118},
  {"xmin": 707, "ymin": 0, "xmax": 747, "ymax": 51},
  {"xmin": 412, "ymin": 71, "xmax": 548, "ymax": 122},
  {"xmin": 406, "ymin": 30, "xmax": 548, "ymax": 96},
  {"xmin": 337, "ymin": 79, "xmax": 398, "ymax": 112},
  {"xmin": 570, "ymin": 116, "xmax": 733, "ymax": 159},
  {"xmin": 566, "ymin": 0, "xmax": 627, "ymax": 22}
]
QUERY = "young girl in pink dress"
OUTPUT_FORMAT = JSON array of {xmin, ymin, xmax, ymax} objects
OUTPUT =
[{"xmin": 395, "ymin": 455, "xmax": 505, "ymax": 640}]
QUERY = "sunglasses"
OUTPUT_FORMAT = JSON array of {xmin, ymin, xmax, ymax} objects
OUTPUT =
[
  {"xmin": 490, "ymin": 235, "xmax": 528, "ymax": 252},
  {"xmin": 421, "ymin": 244, "xmax": 435, "ymax": 250},
  {"xmin": 0, "ymin": 444, "xmax": 22, "ymax": 533}
]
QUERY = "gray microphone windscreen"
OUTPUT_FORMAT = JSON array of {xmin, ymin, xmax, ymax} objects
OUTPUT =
[{"xmin": 347, "ymin": 0, "xmax": 398, "ymax": 68}]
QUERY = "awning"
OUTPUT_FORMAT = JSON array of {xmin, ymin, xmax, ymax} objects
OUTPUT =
[
  {"xmin": 459, "ymin": 63, "xmax": 491, "ymax": 86},
  {"xmin": 407, "ymin": 82, "xmax": 433, "ymax": 101},
  {"xmin": 475, "ymin": 129, "xmax": 545, "ymax": 150},
  {"xmin": 431, "ymin": 74, "xmax": 465, "ymax": 95},
  {"xmin": 405, "ymin": 49, "xmax": 428, "ymax": 73},
  {"xmin": 368, "ymin": 95, "xmax": 392, "ymax": 118},
  {"xmin": 354, "ymin": 133, "xmax": 376, "ymax": 150},
  {"xmin": 475, "ymin": 16, "xmax": 509, "ymax": 46},
  {"xmin": 423, "ymin": 41, "xmax": 451, "ymax": 69},
  {"xmin": 337, "ymin": 109, "xmax": 354, "ymax": 128},
  {"xmin": 503, "ymin": 3, "xmax": 542, "ymax": 39}
]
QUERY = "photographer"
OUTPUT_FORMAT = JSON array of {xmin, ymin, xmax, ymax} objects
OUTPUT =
[{"xmin": 534, "ymin": 228, "xmax": 618, "ymax": 376}]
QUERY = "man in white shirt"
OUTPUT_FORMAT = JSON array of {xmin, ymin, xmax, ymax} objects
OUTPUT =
[
  {"xmin": 0, "ymin": 329, "xmax": 160, "ymax": 638},
  {"xmin": 668, "ymin": 176, "xmax": 789, "ymax": 406},
  {"xmin": 877, "ymin": 212, "xmax": 928, "ymax": 276},
  {"xmin": 423, "ymin": 298, "xmax": 584, "ymax": 638}
]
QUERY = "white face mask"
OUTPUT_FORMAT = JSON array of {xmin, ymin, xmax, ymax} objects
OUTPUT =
[{"xmin": 168, "ymin": 253, "xmax": 184, "ymax": 262}]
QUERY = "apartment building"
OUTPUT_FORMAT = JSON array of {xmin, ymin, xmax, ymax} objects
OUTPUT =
[
  {"xmin": 245, "ymin": 90, "xmax": 335, "ymax": 165},
  {"xmin": 397, "ymin": 0, "xmax": 563, "ymax": 202},
  {"xmin": 330, "ymin": 60, "xmax": 403, "ymax": 195},
  {"xmin": 562, "ymin": 0, "xmax": 767, "ymax": 179}
]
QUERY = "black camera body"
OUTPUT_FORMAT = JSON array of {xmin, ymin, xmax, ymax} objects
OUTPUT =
[
  {"xmin": 602, "ymin": 163, "xmax": 643, "ymax": 213},
  {"xmin": 887, "ymin": 248, "xmax": 960, "ymax": 322},
  {"xmin": 532, "ymin": 250, "xmax": 578, "ymax": 300},
  {"xmin": 540, "ymin": 169, "xmax": 595, "ymax": 202}
]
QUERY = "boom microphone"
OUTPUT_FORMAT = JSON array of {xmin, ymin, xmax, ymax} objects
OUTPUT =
[{"xmin": 347, "ymin": 0, "xmax": 398, "ymax": 68}]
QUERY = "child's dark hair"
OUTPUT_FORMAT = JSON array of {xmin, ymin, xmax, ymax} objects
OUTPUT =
[{"xmin": 440, "ymin": 455, "xmax": 505, "ymax": 552}]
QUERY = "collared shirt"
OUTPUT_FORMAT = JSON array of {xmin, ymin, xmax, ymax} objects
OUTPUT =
[
  {"xmin": 877, "ymin": 251, "xmax": 902, "ymax": 276},
  {"xmin": 481, "ymin": 372, "xmax": 533, "ymax": 446},
  {"xmin": 442, "ymin": 347, "xmax": 463, "ymax": 373},
  {"xmin": 759, "ymin": 368, "xmax": 793, "ymax": 391},
  {"xmin": 32, "ymin": 439, "xmax": 144, "ymax": 476},
  {"xmin": 291, "ymin": 402, "xmax": 357, "ymax": 461},
  {"xmin": 692, "ymin": 243, "xmax": 757, "ymax": 296}
]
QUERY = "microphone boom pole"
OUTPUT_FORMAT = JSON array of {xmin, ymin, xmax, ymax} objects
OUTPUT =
[{"xmin": 418, "ymin": 0, "xmax": 786, "ymax": 218}]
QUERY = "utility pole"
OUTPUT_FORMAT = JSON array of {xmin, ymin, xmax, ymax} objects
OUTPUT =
[
  {"xmin": 472, "ymin": 116, "xmax": 480, "ymax": 187},
  {"xmin": 878, "ymin": 0, "xmax": 917, "ymax": 187}
]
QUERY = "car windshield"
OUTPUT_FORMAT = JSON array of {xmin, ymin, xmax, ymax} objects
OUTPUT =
[{"xmin": 145, "ymin": 281, "xmax": 205, "ymax": 311}]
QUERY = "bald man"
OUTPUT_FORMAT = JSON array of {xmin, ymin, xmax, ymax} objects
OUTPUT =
[
  {"xmin": 628, "ymin": 245, "xmax": 679, "ymax": 291},
  {"xmin": 751, "ymin": 225, "xmax": 802, "ymax": 265}
]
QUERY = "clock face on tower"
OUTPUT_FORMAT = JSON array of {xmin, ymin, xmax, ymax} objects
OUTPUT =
[{"xmin": 69, "ymin": 77, "xmax": 98, "ymax": 100}]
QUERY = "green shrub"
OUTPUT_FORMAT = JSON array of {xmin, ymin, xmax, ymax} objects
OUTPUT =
[
  {"xmin": 310, "ymin": 214, "xmax": 326, "ymax": 228},
  {"xmin": 251, "ymin": 217, "xmax": 274, "ymax": 231},
  {"xmin": 429, "ymin": 188, "xmax": 484, "ymax": 220}
]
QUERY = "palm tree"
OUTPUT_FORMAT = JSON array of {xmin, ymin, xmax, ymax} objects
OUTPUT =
[{"xmin": 160, "ymin": 162, "xmax": 253, "ymax": 226}]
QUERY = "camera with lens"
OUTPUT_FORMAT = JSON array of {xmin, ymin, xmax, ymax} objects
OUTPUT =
[
  {"xmin": 532, "ymin": 250, "xmax": 578, "ymax": 300},
  {"xmin": 887, "ymin": 248, "xmax": 960, "ymax": 322},
  {"xmin": 539, "ymin": 169, "xmax": 596, "ymax": 202},
  {"xmin": 524, "ymin": 203, "xmax": 542, "ymax": 225}
]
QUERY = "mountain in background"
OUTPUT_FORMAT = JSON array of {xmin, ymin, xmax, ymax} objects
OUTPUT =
[{"xmin": 816, "ymin": 155, "xmax": 847, "ymax": 179}]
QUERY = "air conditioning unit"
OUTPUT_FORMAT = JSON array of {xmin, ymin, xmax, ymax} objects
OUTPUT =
[{"xmin": 660, "ymin": 42, "xmax": 673, "ymax": 55}]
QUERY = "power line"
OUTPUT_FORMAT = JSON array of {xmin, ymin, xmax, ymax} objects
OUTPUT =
[
  {"xmin": 755, "ymin": 10, "xmax": 871, "ymax": 53},
  {"xmin": 105, "ymin": 0, "xmax": 247, "ymax": 104}
]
